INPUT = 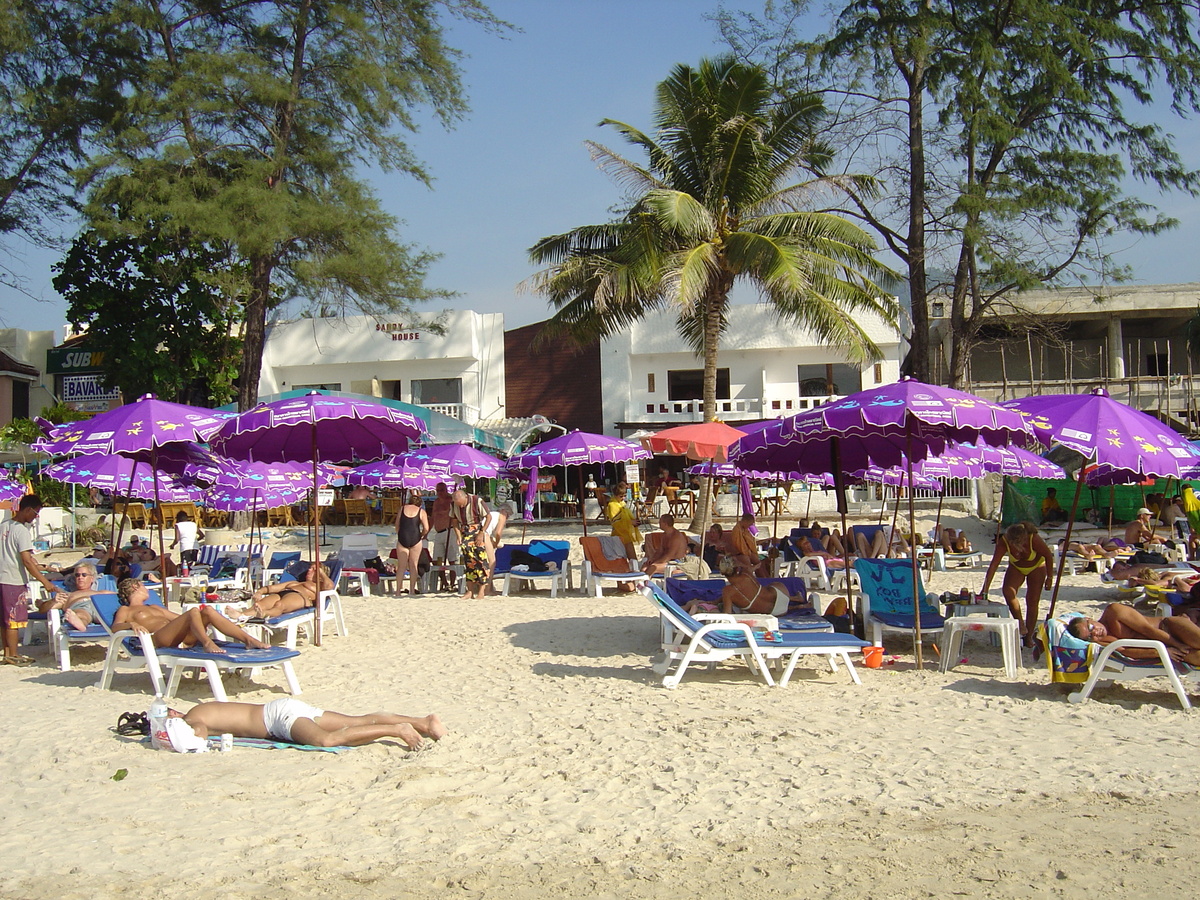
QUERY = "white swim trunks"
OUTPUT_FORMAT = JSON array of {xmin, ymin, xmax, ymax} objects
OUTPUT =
[{"xmin": 261, "ymin": 698, "xmax": 325, "ymax": 742}]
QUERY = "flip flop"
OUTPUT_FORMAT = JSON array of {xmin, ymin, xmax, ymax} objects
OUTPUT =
[{"xmin": 2, "ymin": 655, "xmax": 35, "ymax": 667}]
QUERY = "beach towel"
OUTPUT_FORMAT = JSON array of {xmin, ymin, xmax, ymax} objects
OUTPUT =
[
  {"xmin": 206, "ymin": 736, "xmax": 349, "ymax": 753},
  {"xmin": 597, "ymin": 535, "xmax": 627, "ymax": 561}
]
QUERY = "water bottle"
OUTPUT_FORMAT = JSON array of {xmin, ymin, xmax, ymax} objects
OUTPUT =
[
  {"xmin": 220, "ymin": 732, "xmax": 233, "ymax": 752},
  {"xmin": 181, "ymin": 562, "xmax": 190, "ymax": 578},
  {"xmin": 149, "ymin": 695, "xmax": 168, "ymax": 721}
]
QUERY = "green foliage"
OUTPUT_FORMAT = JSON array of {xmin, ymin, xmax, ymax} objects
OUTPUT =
[
  {"xmin": 52, "ymin": 226, "xmax": 243, "ymax": 406},
  {"xmin": 79, "ymin": 0, "xmax": 505, "ymax": 408},
  {"xmin": 38, "ymin": 402, "xmax": 89, "ymax": 425},
  {"xmin": 719, "ymin": 0, "xmax": 1200, "ymax": 385},
  {"xmin": 28, "ymin": 475, "xmax": 72, "ymax": 510},
  {"xmin": 0, "ymin": 0, "xmax": 131, "ymax": 244},
  {"xmin": 0, "ymin": 418, "xmax": 38, "ymax": 445},
  {"xmin": 528, "ymin": 55, "xmax": 898, "ymax": 407}
]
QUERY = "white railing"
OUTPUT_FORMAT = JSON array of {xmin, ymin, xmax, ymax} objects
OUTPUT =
[
  {"xmin": 630, "ymin": 395, "xmax": 843, "ymax": 423},
  {"xmin": 424, "ymin": 403, "xmax": 480, "ymax": 423}
]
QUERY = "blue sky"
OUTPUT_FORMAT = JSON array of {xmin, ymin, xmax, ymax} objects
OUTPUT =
[{"xmin": 1, "ymin": 0, "xmax": 1198, "ymax": 337}]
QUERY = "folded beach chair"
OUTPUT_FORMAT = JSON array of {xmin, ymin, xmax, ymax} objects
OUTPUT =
[
  {"xmin": 337, "ymin": 532, "xmax": 378, "ymax": 597},
  {"xmin": 1038, "ymin": 612, "xmax": 1198, "ymax": 709},
  {"xmin": 579, "ymin": 535, "xmax": 648, "ymax": 597},
  {"xmin": 643, "ymin": 582, "xmax": 867, "ymax": 688},
  {"xmin": 496, "ymin": 540, "xmax": 573, "ymax": 597},
  {"xmin": 852, "ymin": 558, "xmax": 945, "ymax": 649},
  {"xmin": 93, "ymin": 593, "xmax": 302, "ymax": 700}
]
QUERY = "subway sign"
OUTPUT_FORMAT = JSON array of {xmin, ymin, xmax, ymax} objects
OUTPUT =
[{"xmin": 46, "ymin": 348, "xmax": 105, "ymax": 374}]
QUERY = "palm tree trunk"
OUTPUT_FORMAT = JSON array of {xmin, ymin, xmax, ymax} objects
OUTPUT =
[{"xmin": 690, "ymin": 289, "xmax": 728, "ymax": 534}]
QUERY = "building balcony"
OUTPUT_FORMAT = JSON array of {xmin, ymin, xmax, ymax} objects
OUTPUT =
[
  {"xmin": 424, "ymin": 402, "xmax": 481, "ymax": 423},
  {"xmin": 628, "ymin": 394, "xmax": 843, "ymax": 425}
]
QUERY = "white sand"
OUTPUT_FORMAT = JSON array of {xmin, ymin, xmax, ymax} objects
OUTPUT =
[{"xmin": 4, "ymin": 510, "xmax": 1200, "ymax": 899}]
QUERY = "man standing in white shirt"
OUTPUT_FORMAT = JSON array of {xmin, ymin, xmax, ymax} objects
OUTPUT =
[{"xmin": 1, "ymin": 495, "xmax": 65, "ymax": 666}]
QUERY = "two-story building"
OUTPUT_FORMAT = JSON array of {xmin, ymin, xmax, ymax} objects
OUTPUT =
[
  {"xmin": 258, "ymin": 310, "xmax": 507, "ymax": 425},
  {"xmin": 600, "ymin": 303, "xmax": 904, "ymax": 438},
  {"xmin": 929, "ymin": 282, "xmax": 1200, "ymax": 433}
]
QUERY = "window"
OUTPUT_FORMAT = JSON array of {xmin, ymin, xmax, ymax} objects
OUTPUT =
[
  {"xmin": 667, "ymin": 369, "xmax": 729, "ymax": 400},
  {"xmin": 797, "ymin": 364, "xmax": 860, "ymax": 396},
  {"xmin": 1146, "ymin": 353, "xmax": 1168, "ymax": 377},
  {"xmin": 647, "ymin": 373, "xmax": 655, "ymax": 393},
  {"xmin": 412, "ymin": 378, "xmax": 462, "ymax": 405},
  {"xmin": 293, "ymin": 382, "xmax": 340, "ymax": 392},
  {"xmin": 11, "ymin": 381, "xmax": 28, "ymax": 419},
  {"xmin": 874, "ymin": 363, "xmax": 883, "ymax": 384}
]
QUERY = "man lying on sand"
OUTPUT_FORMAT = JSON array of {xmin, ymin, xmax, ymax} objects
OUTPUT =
[
  {"xmin": 112, "ymin": 578, "xmax": 268, "ymax": 652},
  {"xmin": 176, "ymin": 699, "xmax": 446, "ymax": 749},
  {"xmin": 1068, "ymin": 603, "xmax": 1200, "ymax": 665}
]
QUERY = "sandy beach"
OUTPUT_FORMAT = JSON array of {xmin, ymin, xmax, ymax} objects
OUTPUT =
[{"xmin": 4, "ymin": 508, "xmax": 1200, "ymax": 899}]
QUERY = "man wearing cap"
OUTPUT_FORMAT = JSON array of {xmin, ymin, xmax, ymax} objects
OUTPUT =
[{"xmin": 1125, "ymin": 507, "xmax": 1160, "ymax": 548}]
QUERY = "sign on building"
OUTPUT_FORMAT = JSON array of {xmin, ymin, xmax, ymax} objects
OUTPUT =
[{"xmin": 60, "ymin": 374, "xmax": 120, "ymax": 404}]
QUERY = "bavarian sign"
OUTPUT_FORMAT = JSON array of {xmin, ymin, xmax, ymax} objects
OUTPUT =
[{"xmin": 61, "ymin": 374, "xmax": 120, "ymax": 403}]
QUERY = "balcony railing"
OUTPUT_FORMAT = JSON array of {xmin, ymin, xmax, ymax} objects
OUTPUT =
[
  {"xmin": 630, "ymin": 395, "xmax": 843, "ymax": 424},
  {"xmin": 966, "ymin": 376, "xmax": 1200, "ymax": 435},
  {"xmin": 424, "ymin": 402, "xmax": 480, "ymax": 423}
]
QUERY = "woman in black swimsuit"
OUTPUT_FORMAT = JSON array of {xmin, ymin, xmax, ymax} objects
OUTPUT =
[{"xmin": 395, "ymin": 490, "xmax": 430, "ymax": 594}]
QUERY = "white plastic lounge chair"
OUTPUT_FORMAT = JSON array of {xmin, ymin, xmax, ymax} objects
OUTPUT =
[
  {"xmin": 248, "ymin": 564, "xmax": 348, "ymax": 649},
  {"xmin": 642, "ymin": 582, "xmax": 868, "ymax": 689},
  {"xmin": 1039, "ymin": 612, "xmax": 1199, "ymax": 710},
  {"xmin": 496, "ymin": 540, "xmax": 573, "ymax": 597},
  {"xmin": 579, "ymin": 536, "xmax": 648, "ymax": 597},
  {"xmin": 99, "ymin": 629, "xmax": 303, "ymax": 700},
  {"xmin": 852, "ymin": 558, "xmax": 946, "ymax": 649}
]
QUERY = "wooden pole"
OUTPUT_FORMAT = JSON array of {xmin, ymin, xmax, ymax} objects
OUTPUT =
[
  {"xmin": 905, "ymin": 437, "xmax": 924, "ymax": 669},
  {"xmin": 1046, "ymin": 461, "xmax": 1090, "ymax": 622}
]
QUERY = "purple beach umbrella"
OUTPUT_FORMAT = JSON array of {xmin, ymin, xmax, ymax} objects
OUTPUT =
[
  {"xmin": 1003, "ymin": 387, "xmax": 1200, "ymax": 619},
  {"xmin": 505, "ymin": 431, "xmax": 650, "ymax": 535},
  {"xmin": 347, "ymin": 456, "xmax": 462, "ymax": 491},
  {"xmin": 401, "ymin": 444, "xmax": 504, "ymax": 480},
  {"xmin": 44, "ymin": 453, "xmax": 204, "ymax": 503},
  {"xmin": 732, "ymin": 378, "xmax": 1037, "ymax": 668},
  {"xmin": 0, "ymin": 474, "xmax": 26, "ymax": 502},
  {"xmin": 210, "ymin": 392, "xmax": 423, "ymax": 644}
]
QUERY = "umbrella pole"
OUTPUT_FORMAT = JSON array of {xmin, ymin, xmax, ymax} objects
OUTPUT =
[
  {"xmin": 150, "ymin": 446, "xmax": 164, "ymax": 593},
  {"xmin": 1046, "ymin": 460, "xmax": 1090, "ymax": 623},
  {"xmin": 113, "ymin": 457, "xmax": 138, "ymax": 560},
  {"xmin": 805, "ymin": 484, "xmax": 812, "ymax": 521},
  {"xmin": 931, "ymin": 492, "xmax": 945, "ymax": 572},
  {"xmin": 1108, "ymin": 485, "xmax": 1115, "ymax": 536},
  {"xmin": 905, "ymin": 439, "xmax": 924, "ymax": 669},
  {"xmin": 771, "ymin": 474, "xmax": 781, "ymax": 551},
  {"xmin": 312, "ymin": 426, "xmax": 322, "ymax": 647},
  {"xmin": 877, "ymin": 486, "xmax": 887, "ymax": 525},
  {"xmin": 579, "ymin": 466, "xmax": 588, "ymax": 536},
  {"xmin": 831, "ymin": 438, "xmax": 854, "ymax": 637}
]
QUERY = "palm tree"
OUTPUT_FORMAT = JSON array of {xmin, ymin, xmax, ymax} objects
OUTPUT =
[{"xmin": 527, "ymin": 55, "xmax": 900, "ymax": 532}]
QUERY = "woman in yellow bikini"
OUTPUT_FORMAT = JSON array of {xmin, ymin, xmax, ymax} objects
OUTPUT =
[{"xmin": 981, "ymin": 522, "xmax": 1055, "ymax": 646}]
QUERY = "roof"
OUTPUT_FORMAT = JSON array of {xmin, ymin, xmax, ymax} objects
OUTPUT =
[{"xmin": 0, "ymin": 349, "xmax": 37, "ymax": 380}]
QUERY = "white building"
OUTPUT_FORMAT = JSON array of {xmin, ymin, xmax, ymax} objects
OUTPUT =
[
  {"xmin": 601, "ymin": 303, "xmax": 904, "ymax": 437},
  {"xmin": 258, "ymin": 311, "xmax": 507, "ymax": 425}
]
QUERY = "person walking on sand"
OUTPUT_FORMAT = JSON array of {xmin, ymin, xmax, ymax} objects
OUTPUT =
[
  {"xmin": 0, "ymin": 495, "xmax": 65, "ymax": 665},
  {"xmin": 980, "ymin": 522, "xmax": 1054, "ymax": 647}
]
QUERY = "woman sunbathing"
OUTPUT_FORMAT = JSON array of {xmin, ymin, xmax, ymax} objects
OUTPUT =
[
  {"xmin": 237, "ymin": 563, "xmax": 333, "ymax": 619},
  {"xmin": 718, "ymin": 570, "xmax": 806, "ymax": 616}
]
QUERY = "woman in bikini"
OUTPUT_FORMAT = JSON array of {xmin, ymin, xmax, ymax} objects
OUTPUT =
[
  {"xmin": 717, "ymin": 568, "xmax": 804, "ymax": 616},
  {"xmin": 395, "ymin": 489, "xmax": 430, "ymax": 595},
  {"xmin": 980, "ymin": 522, "xmax": 1054, "ymax": 646},
  {"xmin": 238, "ymin": 563, "xmax": 333, "ymax": 619}
]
